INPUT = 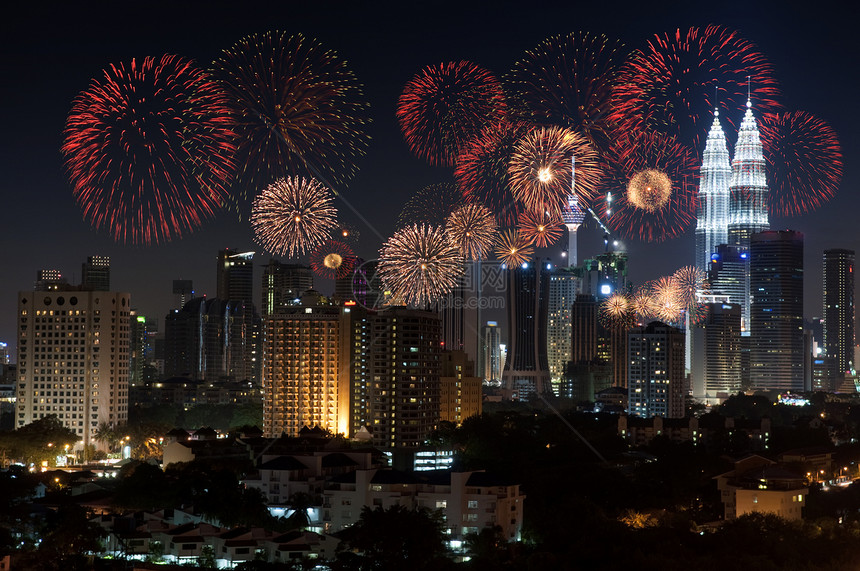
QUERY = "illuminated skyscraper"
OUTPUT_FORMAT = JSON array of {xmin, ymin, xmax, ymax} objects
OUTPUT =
[
  {"xmin": 627, "ymin": 321, "xmax": 685, "ymax": 419},
  {"xmin": 547, "ymin": 269, "xmax": 578, "ymax": 395},
  {"xmin": 696, "ymin": 110, "xmax": 731, "ymax": 273},
  {"xmin": 749, "ymin": 230, "xmax": 804, "ymax": 392},
  {"xmin": 823, "ymin": 249, "xmax": 855, "ymax": 377},
  {"xmin": 502, "ymin": 262, "xmax": 551, "ymax": 397},
  {"xmin": 81, "ymin": 255, "xmax": 111, "ymax": 291},
  {"xmin": 708, "ymin": 244, "xmax": 751, "ymax": 329},
  {"xmin": 691, "ymin": 302, "xmax": 742, "ymax": 401},
  {"xmin": 728, "ymin": 99, "xmax": 770, "ymax": 250},
  {"xmin": 260, "ymin": 260, "xmax": 313, "ymax": 317},
  {"xmin": 217, "ymin": 249, "xmax": 255, "ymax": 305}
]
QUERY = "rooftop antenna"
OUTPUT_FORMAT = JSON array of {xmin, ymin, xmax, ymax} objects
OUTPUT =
[
  {"xmin": 747, "ymin": 75, "xmax": 751, "ymax": 107},
  {"xmin": 714, "ymin": 82, "xmax": 719, "ymax": 116}
]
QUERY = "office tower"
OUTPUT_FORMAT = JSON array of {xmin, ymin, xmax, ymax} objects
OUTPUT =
[
  {"xmin": 34, "ymin": 269, "xmax": 67, "ymax": 291},
  {"xmin": 479, "ymin": 321, "xmax": 502, "ymax": 385},
  {"xmin": 217, "ymin": 249, "xmax": 255, "ymax": 304},
  {"xmin": 696, "ymin": 110, "xmax": 732, "ymax": 274},
  {"xmin": 81, "ymin": 255, "xmax": 110, "ymax": 291},
  {"xmin": 627, "ymin": 321, "xmax": 685, "ymax": 418},
  {"xmin": 749, "ymin": 230, "xmax": 804, "ymax": 391},
  {"xmin": 163, "ymin": 298, "xmax": 260, "ymax": 383},
  {"xmin": 366, "ymin": 308, "xmax": 442, "ymax": 447},
  {"xmin": 15, "ymin": 290, "xmax": 130, "ymax": 447},
  {"xmin": 692, "ymin": 302, "xmax": 742, "ymax": 401},
  {"xmin": 578, "ymin": 252, "xmax": 630, "ymax": 300},
  {"xmin": 708, "ymin": 244, "xmax": 751, "ymax": 330},
  {"xmin": 261, "ymin": 299, "xmax": 353, "ymax": 438},
  {"xmin": 261, "ymin": 260, "xmax": 313, "ymax": 317},
  {"xmin": 547, "ymin": 269, "xmax": 578, "ymax": 395},
  {"xmin": 562, "ymin": 194, "xmax": 586, "ymax": 267},
  {"xmin": 571, "ymin": 294, "xmax": 599, "ymax": 363},
  {"xmin": 0, "ymin": 342, "xmax": 8, "ymax": 365},
  {"xmin": 502, "ymin": 262, "xmax": 551, "ymax": 397},
  {"xmin": 728, "ymin": 99, "xmax": 770, "ymax": 250},
  {"xmin": 823, "ymin": 249, "xmax": 855, "ymax": 377},
  {"xmin": 172, "ymin": 280, "xmax": 194, "ymax": 310},
  {"xmin": 439, "ymin": 350, "xmax": 482, "ymax": 425},
  {"xmin": 129, "ymin": 310, "xmax": 148, "ymax": 387}
]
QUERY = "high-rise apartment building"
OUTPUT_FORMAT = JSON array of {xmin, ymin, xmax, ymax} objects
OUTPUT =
[
  {"xmin": 823, "ymin": 249, "xmax": 855, "ymax": 377},
  {"xmin": 692, "ymin": 302, "xmax": 742, "ymax": 401},
  {"xmin": 217, "ymin": 249, "xmax": 255, "ymax": 305},
  {"xmin": 547, "ymin": 269, "xmax": 578, "ymax": 395},
  {"xmin": 439, "ymin": 350, "xmax": 482, "ymax": 425},
  {"xmin": 81, "ymin": 255, "xmax": 111, "ymax": 291},
  {"xmin": 728, "ymin": 100, "xmax": 770, "ymax": 250},
  {"xmin": 366, "ymin": 308, "xmax": 442, "ymax": 448},
  {"xmin": 502, "ymin": 262, "xmax": 550, "ymax": 397},
  {"xmin": 627, "ymin": 321, "xmax": 685, "ymax": 418},
  {"xmin": 261, "ymin": 260, "xmax": 313, "ymax": 317},
  {"xmin": 15, "ymin": 290, "xmax": 131, "ymax": 447},
  {"xmin": 262, "ymin": 302, "xmax": 352, "ymax": 438},
  {"xmin": 749, "ymin": 230, "xmax": 804, "ymax": 392},
  {"xmin": 696, "ymin": 110, "xmax": 732, "ymax": 274}
]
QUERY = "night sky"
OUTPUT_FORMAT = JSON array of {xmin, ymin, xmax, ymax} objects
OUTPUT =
[{"xmin": 1, "ymin": 0, "xmax": 857, "ymax": 359}]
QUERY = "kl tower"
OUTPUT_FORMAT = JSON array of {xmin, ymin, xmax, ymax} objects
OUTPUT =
[{"xmin": 562, "ymin": 156, "xmax": 585, "ymax": 267}]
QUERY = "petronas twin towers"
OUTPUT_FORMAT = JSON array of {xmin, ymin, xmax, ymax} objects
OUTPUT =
[{"xmin": 695, "ymin": 98, "xmax": 770, "ymax": 269}]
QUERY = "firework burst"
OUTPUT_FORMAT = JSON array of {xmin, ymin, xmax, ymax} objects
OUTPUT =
[
  {"xmin": 672, "ymin": 265, "xmax": 707, "ymax": 308},
  {"xmin": 595, "ymin": 131, "xmax": 697, "ymax": 242},
  {"xmin": 397, "ymin": 61, "xmax": 507, "ymax": 167},
  {"xmin": 445, "ymin": 203, "xmax": 497, "ymax": 261},
  {"xmin": 507, "ymin": 32, "xmax": 626, "ymax": 155},
  {"xmin": 509, "ymin": 126, "xmax": 602, "ymax": 216},
  {"xmin": 631, "ymin": 286, "xmax": 658, "ymax": 321},
  {"xmin": 310, "ymin": 240, "xmax": 355, "ymax": 280},
  {"xmin": 610, "ymin": 25, "xmax": 781, "ymax": 155},
  {"xmin": 455, "ymin": 120, "xmax": 531, "ymax": 227},
  {"xmin": 398, "ymin": 182, "xmax": 467, "ymax": 228},
  {"xmin": 599, "ymin": 293, "xmax": 636, "ymax": 329},
  {"xmin": 626, "ymin": 169, "xmax": 673, "ymax": 213},
  {"xmin": 62, "ymin": 55, "xmax": 236, "ymax": 245},
  {"xmin": 378, "ymin": 224, "xmax": 464, "ymax": 306},
  {"xmin": 493, "ymin": 229, "xmax": 535, "ymax": 267},
  {"xmin": 214, "ymin": 31, "xmax": 370, "ymax": 208},
  {"xmin": 760, "ymin": 111, "xmax": 843, "ymax": 217},
  {"xmin": 651, "ymin": 277, "xmax": 684, "ymax": 324},
  {"xmin": 251, "ymin": 176, "xmax": 338, "ymax": 258},
  {"xmin": 517, "ymin": 210, "xmax": 564, "ymax": 248}
]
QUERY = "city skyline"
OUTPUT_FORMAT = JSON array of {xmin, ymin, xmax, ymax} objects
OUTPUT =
[{"xmin": 2, "ymin": 0, "xmax": 857, "ymax": 359}]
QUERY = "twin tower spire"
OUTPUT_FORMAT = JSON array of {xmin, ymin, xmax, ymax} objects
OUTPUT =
[{"xmin": 695, "ymin": 98, "xmax": 770, "ymax": 274}]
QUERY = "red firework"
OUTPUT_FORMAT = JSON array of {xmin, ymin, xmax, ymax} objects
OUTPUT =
[
  {"xmin": 214, "ymin": 32, "xmax": 370, "ymax": 209},
  {"xmin": 760, "ymin": 111, "xmax": 843, "ymax": 217},
  {"xmin": 62, "ymin": 55, "xmax": 236, "ymax": 245},
  {"xmin": 508, "ymin": 126, "xmax": 602, "ymax": 216},
  {"xmin": 310, "ymin": 240, "xmax": 356, "ymax": 279},
  {"xmin": 508, "ymin": 32, "xmax": 627, "ymax": 156},
  {"xmin": 517, "ymin": 210, "xmax": 564, "ymax": 248},
  {"xmin": 397, "ymin": 61, "xmax": 507, "ymax": 167},
  {"xmin": 595, "ymin": 131, "xmax": 697, "ymax": 242},
  {"xmin": 610, "ymin": 25, "xmax": 781, "ymax": 156},
  {"xmin": 455, "ymin": 121, "xmax": 532, "ymax": 227}
]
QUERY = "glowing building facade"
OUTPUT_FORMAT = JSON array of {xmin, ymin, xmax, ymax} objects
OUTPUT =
[
  {"xmin": 16, "ymin": 291, "xmax": 131, "ymax": 448},
  {"xmin": 728, "ymin": 100, "xmax": 770, "ymax": 250},
  {"xmin": 547, "ymin": 269, "xmax": 578, "ymax": 395},
  {"xmin": 822, "ymin": 249, "xmax": 855, "ymax": 377},
  {"xmin": 627, "ymin": 321, "xmax": 686, "ymax": 419},
  {"xmin": 695, "ymin": 111, "xmax": 731, "ymax": 274}
]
